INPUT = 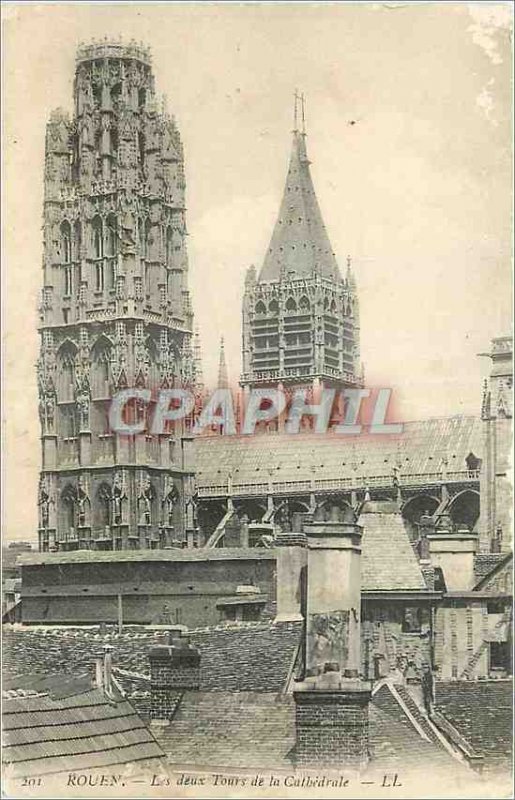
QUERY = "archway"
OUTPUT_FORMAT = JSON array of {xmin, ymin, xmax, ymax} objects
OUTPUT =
[
  {"xmin": 234, "ymin": 498, "xmax": 267, "ymax": 524},
  {"xmin": 197, "ymin": 500, "xmax": 227, "ymax": 539},
  {"xmin": 401, "ymin": 494, "xmax": 440, "ymax": 541},
  {"xmin": 448, "ymin": 490, "xmax": 480, "ymax": 531},
  {"xmin": 60, "ymin": 484, "xmax": 77, "ymax": 537}
]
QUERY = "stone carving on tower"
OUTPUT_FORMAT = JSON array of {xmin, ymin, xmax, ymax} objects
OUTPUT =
[
  {"xmin": 241, "ymin": 94, "xmax": 362, "ymax": 426},
  {"xmin": 37, "ymin": 40, "xmax": 198, "ymax": 552}
]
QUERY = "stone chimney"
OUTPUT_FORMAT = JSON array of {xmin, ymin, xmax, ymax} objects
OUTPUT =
[
  {"xmin": 417, "ymin": 513, "xmax": 435, "ymax": 561},
  {"xmin": 428, "ymin": 524, "xmax": 478, "ymax": 591},
  {"xmin": 293, "ymin": 518, "xmax": 371, "ymax": 768},
  {"xmin": 274, "ymin": 532, "xmax": 308, "ymax": 623},
  {"xmin": 149, "ymin": 630, "xmax": 200, "ymax": 724}
]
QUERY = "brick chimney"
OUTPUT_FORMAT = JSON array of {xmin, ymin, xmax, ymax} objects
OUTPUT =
[
  {"xmin": 274, "ymin": 532, "xmax": 308, "ymax": 623},
  {"xmin": 428, "ymin": 524, "xmax": 478, "ymax": 590},
  {"xmin": 149, "ymin": 631, "xmax": 200, "ymax": 724},
  {"xmin": 293, "ymin": 518, "xmax": 371, "ymax": 768}
]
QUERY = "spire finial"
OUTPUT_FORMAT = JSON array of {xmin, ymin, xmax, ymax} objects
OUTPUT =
[
  {"xmin": 193, "ymin": 326, "xmax": 204, "ymax": 391},
  {"xmin": 218, "ymin": 336, "xmax": 229, "ymax": 389},
  {"xmin": 293, "ymin": 89, "xmax": 300, "ymax": 132},
  {"xmin": 301, "ymin": 92, "xmax": 306, "ymax": 135}
]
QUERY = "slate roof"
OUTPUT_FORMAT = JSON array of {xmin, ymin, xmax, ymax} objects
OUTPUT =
[
  {"xmin": 153, "ymin": 683, "xmax": 462, "ymax": 774},
  {"xmin": 194, "ymin": 416, "xmax": 482, "ymax": 489},
  {"xmin": 18, "ymin": 547, "xmax": 275, "ymax": 566},
  {"xmin": 2, "ymin": 622, "xmax": 303, "ymax": 696},
  {"xmin": 2, "ymin": 672, "xmax": 164, "ymax": 777},
  {"xmin": 359, "ymin": 505, "xmax": 427, "ymax": 592},
  {"xmin": 259, "ymin": 131, "xmax": 340, "ymax": 282},
  {"xmin": 473, "ymin": 553, "xmax": 512, "ymax": 589},
  {"xmin": 156, "ymin": 691, "xmax": 297, "ymax": 769},
  {"xmin": 370, "ymin": 683, "xmax": 459, "ymax": 770},
  {"xmin": 435, "ymin": 680, "xmax": 513, "ymax": 771}
]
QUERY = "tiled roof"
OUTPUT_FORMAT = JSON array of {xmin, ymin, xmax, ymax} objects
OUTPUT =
[
  {"xmin": 473, "ymin": 553, "xmax": 512, "ymax": 588},
  {"xmin": 154, "ymin": 683, "xmax": 461, "ymax": 774},
  {"xmin": 2, "ymin": 672, "xmax": 164, "ymax": 777},
  {"xmin": 156, "ymin": 692, "xmax": 296, "ymax": 769},
  {"xmin": 259, "ymin": 131, "xmax": 340, "ymax": 282},
  {"xmin": 370, "ymin": 684, "xmax": 459, "ymax": 770},
  {"xmin": 193, "ymin": 416, "xmax": 482, "ymax": 488},
  {"xmin": 2, "ymin": 622, "xmax": 303, "ymax": 696},
  {"xmin": 435, "ymin": 680, "xmax": 513, "ymax": 770},
  {"xmin": 359, "ymin": 507, "xmax": 427, "ymax": 592}
]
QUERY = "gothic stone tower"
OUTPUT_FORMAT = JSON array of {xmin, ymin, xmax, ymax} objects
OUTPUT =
[
  {"xmin": 37, "ymin": 41, "xmax": 196, "ymax": 552},
  {"xmin": 479, "ymin": 335, "xmax": 513, "ymax": 553},
  {"xmin": 241, "ymin": 106, "xmax": 362, "ymax": 421}
]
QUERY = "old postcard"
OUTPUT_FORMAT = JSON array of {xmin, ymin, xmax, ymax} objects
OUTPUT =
[{"xmin": 2, "ymin": 2, "xmax": 513, "ymax": 798}]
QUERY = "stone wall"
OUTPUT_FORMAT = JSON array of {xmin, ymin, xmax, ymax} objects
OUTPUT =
[
  {"xmin": 21, "ymin": 556, "xmax": 277, "ymax": 627},
  {"xmin": 362, "ymin": 602, "xmax": 433, "ymax": 680},
  {"xmin": 434, "ymin": 600, "xmax": 511, "ymax": 679}
]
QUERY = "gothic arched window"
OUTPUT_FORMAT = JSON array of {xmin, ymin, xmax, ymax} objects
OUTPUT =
[
  {"xmin": 96, "ymin": 483, "xmax": 112, "ymax": 528},
  {"xmin": 145, "ymin": 218, "xmax": 152, "ymax": 258},
  {"xmin": 64, "ymin": 266, "xmax": 73, "ymax": 297},
  {"xmin": 139, "ymin": 218, "xmax": 151, "ymax": 259},
  {"xmin": 61, "ymin": 221, "xmax": 72, "ymax": 264},
  {"xmin": 285, "ymin": 297, "xmax": 297, "ymax": 313},
  {"xmin": 166, "ymin": 226, "xmax": 173, "ymax": 266},
  {"xmin": 92, "ymin": 82, "xmax": 101, "ymax": 110},
  {"xmin": 138, "ymin": 132, "xmax": 146, "ymax": 168},
  {"xmin": 57, "ymin": 343, "xmax": 77, "ymax": 403},
  {"xmin": 269, "ymin": 299, "xmax": 279, "ymax": 314},
  {"xmin": 95, "ymin": 262, "xmax": 104, "ymax": 293},
  {"xmin": 110, "ymin": 126, "xmax": 119, "ymax": 155},
  {"xmin": 105, "ymin": 214, "xmax": 117, "ymax": 257},
  {"xmin": 110, "ymin": 82, "xmax": 122, "ymax": 108},
  {"xmin": 74, "ymin": 221, "xmax": 82, "ymax": 262},
  {"xmin": 92, "ymin": 216, "xmax": 103, "ymax": 259},
  {"xmin": 299, "ymin": 295, "xmax": 310, "ymax": 311},
  {"xmin": 255, "ymin": 301, "xmax": 266, "ymax": 315},
  {"xmin": 91, "ymin": 338, "xmax": 111, "ymax": 398},
  {"xmin": 61, "ymin": 484, "xmax": 77, "ymax": 534}
]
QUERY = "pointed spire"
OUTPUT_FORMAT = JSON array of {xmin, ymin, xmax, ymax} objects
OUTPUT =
[
  {"xmin": 218, "ymin": 336, "xmax": 229, "ymax": 389},
  {"xmin": 346, "ymin": 254, "xmax": 356, "ymax": 289},
  {"xmin": 293, "ymin": 89, "xmax": 300, "ymax": 132},
  {"xmin": 258, "ymin": 96, "xmax": 340, "ymax": 283},
  {"xmin": 193, "ymin": 327, "xmax": 204, "ymax": 391}
]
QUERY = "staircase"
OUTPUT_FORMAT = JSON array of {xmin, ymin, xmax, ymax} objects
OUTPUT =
[{"xmin": 459, "ymin": 608, "xmax": 512, "ymax": 679}]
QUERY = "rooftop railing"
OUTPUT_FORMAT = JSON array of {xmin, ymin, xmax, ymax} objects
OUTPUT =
[{"xmin": 196, "ymin": 469, "xmax": 480, "ymax": 498}]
